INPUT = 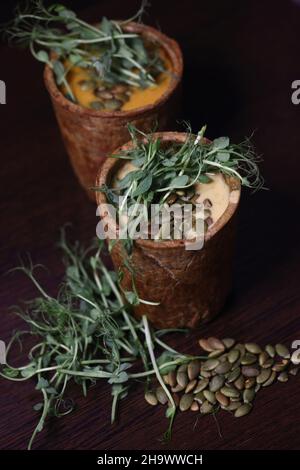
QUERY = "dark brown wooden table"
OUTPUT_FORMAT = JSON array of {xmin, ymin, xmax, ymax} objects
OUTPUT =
[{"xmin": 1, "ymin": 0, "xmax": 300, "ymax": 450}]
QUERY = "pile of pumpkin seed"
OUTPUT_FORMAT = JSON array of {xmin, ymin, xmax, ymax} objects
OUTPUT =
[
  {"xmin": 145, "ymin": 337, "xmax": 298, "ymax": 418},
  {"xmin": 78, "ymin": 75, "xmax": 131, "ymax": 111},
  {"xmin": 159, "ymin": 191, "xmax": 214, "ymax": 240}
]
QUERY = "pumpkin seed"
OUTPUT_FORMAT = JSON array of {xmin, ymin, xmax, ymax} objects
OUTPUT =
[
  {"xmin": 202, "ymin": 358, "xmax": 219, "ymax": 371},
  {"xmin": 261, "ymin": 358, "xmax": 274, "ymax": 369},
  {"xmin": 156, "ymin": 386, "xmax": 168, "ymax": 405},
  {"xmin": 207, "ymin": 337, "xmax": 225, "ymax": 351},
  {"xmin": 194, "ymin": 391, "xmax": 205, "ymax": 404},
  {"xmin": 206, "ymin": 216, "xmax": 213, "ymax": 226},
  {"xmin": 255, "ymin": 383, "xmax": 261, "ymax": 393},
  {"xmin": 203, "ymin": 198, "xmax": 213, "ymax": 208},
  {"xmin": 226, "ymin": 367, "xmax": 241, "ymax": 383},
  {"xmin": 168, "ymin": 370, "xmax": 177, "ymax": 387},
  {"xmin": 241, "ymin": 366, "xmax": 260, "ymax": 377},
  {"xmin": 220, "ymin": 386, "xmax": 240, "ymax": 398},
  {"xmin": 215, "ymin": 361, "xmax": 231, "ymax": 374},
  {"xmin": 194, "ymin": 378, "xmax": 209, "ymax": 393},
  {"xmin": 227, "ymin": 401, "xmax": 242, "ymax": 411},
  {"xmin": 275, "ymin": 343, "xmax": 290, "ymax": 359},
  {"xmin": 200, "ymin": 400, "xmax": 214, "ymax": 414},
  {"xmin": 265, "ymin": 344, "xmax": 275, "ymax": 358},
  {"xmin": 199, "ymin": 338, "xmax": 214, "ymax": 352},
  {"xmin": 234, "ymin": 375, "xmax": 245, "ymax": 390},
  {"xmin": 188, "ymin": 359, "xmax": 201, "ymax": 380},
  {"xmin": 179, "ymin": 393, "xmax": 194, "ymax": 411},
  {"xmin": 256, "ymin": 368, "xmax": 271, "ymax": 384},
  {"xmin": 185, "ymin": 379, "xmax": 197, "ymax": 393},
  {"xmin": 104, "ymin": 98, "xmax": 123, "ymax": 111},
  {"xmin": 243, "ymin": 388, "xmax": 255, "ymax": 403},
  {"xmin": 209, "ymin": 375, "xmax": 225, "ymax": 392},
  {"xmin": 241, "ymin": 353, "xmax": 257, "ymax": 365},
  {"xmin": 201, "ymin": 370, "xmax": 212, "ymax": 378},
  {"xmin": 208, "ymin": 349, "xmax": 224, "ymax": 358},
  {"xmin": 215, "ymin": 391, "xmax": 229, "ymax": 407},
  {"xmin": 277, "ymin": 371, "xmax": 289, "ymax": 383},
  {"xmin": 162, "ymin": 374, "xmax": 169, "ymax": 385},
  {"xmin": 222, "ymin": 338, "xmax": 236, "ymax": 349},
  {"xmin": 203, "ymin": 390, "xmax": 217, "ymax": 404},
  {"xmin": 234, "ymin": 403, "xmax": 252, "ymax": 418},
  {"xmin": 171, "ymin": 383, "xmax": 185, "ymax": 393},
  {"xmin": 96, "ymin": 90, "xmax": 113, "ymax": 100},
  {"xmin": 144, "ymin": 391, "xmax": 158, "ymax": 406},
  {"xmin": 111, "ymin": 84, "xmax": 128, "ymax": 94},
  {"xmin": 78, "ymin": 79, "xmax": 95, "ymax": 91},
  {"xmin": 245, "ymin": 343, "xmax": 262, "ymax": 354},
  {"xmin": 235, "ymin": 343, "xmax": 246, "ymax": 356},
  {"xmin": 244, "ymin": 377, "xmax": 256, "ymax": 389},
  {"xmin": 176, "ymin": 371, "xmax": 188, "ymax": 388},
  {"xmin": 89, "ymin": 100, "xmax": 104, "ymax": 110},
  {"xmin": 259, "ymin": 351, "xmax": 269, "ymax": 366},
  {"xmin": 272, "ymin": 360, "xmax": 289, "ymax": 372},
  {"xmin": 228, "ymin": 349, "xmax": 240, "ymax": 364},
  {"xmin": 190, "ymin": 401, "xmax": 199, "ymax": 411},
  {"xmin": 262, "ymin": 370, "xmax": 276, "ymax": 387},
  {"xmin": 178, "ymin": 364, "xmax": 188, "ymax": 373}
]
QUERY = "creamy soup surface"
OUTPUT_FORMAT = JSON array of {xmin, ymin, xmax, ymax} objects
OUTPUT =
[{"xmin": 113, "ymin": 164, "xmax": 230, "ymax": 227}]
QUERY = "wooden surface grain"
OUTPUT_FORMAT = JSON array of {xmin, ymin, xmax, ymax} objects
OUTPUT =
[{"xmin": 1, "ymin": 0, "xmax": 300, "ymax": 450}]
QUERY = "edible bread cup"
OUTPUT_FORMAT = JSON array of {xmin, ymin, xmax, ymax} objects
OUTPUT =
[
  {"xmin": 44, "ymin": 22, "xmax": 183, "ymax": 201},
  {"xmin": 96, "ymin": 132, "xmax": 241, "ymax": 329}
]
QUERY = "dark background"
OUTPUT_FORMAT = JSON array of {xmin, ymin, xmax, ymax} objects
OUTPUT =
[{"xmin": 1, "ymin": 0, "xmax": 300, "ymax": 450}]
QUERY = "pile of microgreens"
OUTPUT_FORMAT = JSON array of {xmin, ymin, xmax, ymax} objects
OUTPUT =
[
  {"xmin": 0, "ymin": 229, "xmax": 201, "ymax": 449},
  {"xmin": 97, "ymin": 124, "xmax": 263, "ymax": 240},
  {"xmin": 2, "ymin": 0, "xmax": 165, "ymax": 102}
]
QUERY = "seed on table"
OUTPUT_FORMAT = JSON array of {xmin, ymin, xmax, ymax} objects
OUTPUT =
[
  {"xmin": 194, "ymin": 391, "xmax": 205, "ymax": 404},
  {"xmin": 208, "ymin": 349, "xmax": 224, "ymax": 358},
  {"xmin": 162, "ymin": 374, "xmax": 169, "ymax": 385},
  {"xmin": 171, "ymin": 383, "xmax": 185, "ymax": 393},
  {"xmin": 241, "ymin": 366, "xmax": 260, "ymax": 377},
  {"xmin": 259, "ymin": 351, "xmax": 270, "ymax": 366},
  {"xmin": 179, "ymin": 393, "xmax": 194, "ymax": 411},
  {"xmin": 220, "ymin": 386, "xmax": 240, "ymax": 398},
  {"xmin": 227, "ymin": 401, "xmax": 242, "ymax": 411},
  {"xmin": 244, "ymin": 377, "xmax": 256, "ymax": 389},
  {"xmin": 190, "ymin": 401, "xmax": 199, "ymax": 411},
  {"xmin": 203, "ymin": 198, "xmax": 212, "ymax": 208},
  {"xmin": 144, "ymin": 391, "xmax": 158, "ymax": 406},
  {"xmin": 203, "ymin": 390, "xmax": 217, "ymax": 404},
  {"xmin": 194, "ymin": 378, "xmax": 209, "ymax": 393},
  {"xmin": 156, "ymin": 386, "xmax": 168, "ymax": 405},
  {"xmin": 275, "ymin": 343, "xmax": 290, "ymax": 359},
  {"xmin": 185, "ymin": 379, "xmax": 197, "ymax": 393},
  {"xmin": 207, "ymin": 337, "xmax": 225, "ymax": 351},
  {"xmin": 168, "ymin": 370, "xmax": 177, "ymax": 388},
  {"xmin": 265, "ymin": 344, "xmax": 275, "ymax": 358},
  {"xmin": 178, "ymin": 364, "xmax": 188, "ymax": 373},
  {"xmin": 289, "ymin": 366, "xmax": 299, "ymax": 376},
  {"xmin": 202, "ymin": 358, "xmax": 219, "ymax": 371},
  {"xmin": 209, "ymin": 375, "xmax": 225, "ymax": 392},
  {"xmin": 222, "ymin": 338, "xmax": 236, "ymax": 349},
  {"xmin": 206, "ymin": 216, "xmax": 213, "ymax": 226},
  {"xmin": 228, "ymin": 349, "xmax": 240, "ymax": 364},
  {"xmin": 104, "ymin": 98, "xmax": 123, "ymax": 111},
  {"xmin": 188, "ymin": 359, "xmax": 201, "ymax": 380},
  {"xmin": 243, "ymin": 388, "xmax": 255, "ymax": 403},
  {"xmin": 78, "ymin": 79, "xmax": 96, "ymax": 91},
  {"xmin": 255, "ymin": 383, "xmax": 261, "ymax": 393},
  {"xmin": 226, "ymin": 367, "xmax": 241, "ymax": 383},
  {"xmin": 200, "ymin": 400, "xmax": 214, "ymax": 414},
  {"xmin": 176, "ymin": 371, "xmax": 188, "ymax": 388},
  {"xmin": 277, "ymin": 371, "xmax": 289, "ymax": 383},
  {"xmin": 241, "ymin": 353, "xmax": 257, "ymax": 365},
  {"xmin": 201, "ymin": 370, "xmax": 212, "ymax": 378},
  {"xmin": 89, "ymin": 100, "xmax": 104, "ymax": 110},
  {"xmin": 261, "ymin": 358, "xmax": 274, "ymax": 369},
  {"xmin": 199, "ymin": 338, "xmax": 214, "ymax": 352},
  {"xmin": 235, "ymin": 343, "xmax": 246, "ymax": 356},
  {"xmin": 245, "ymin": 343, "xmax": 262, "ymax": 354},
  {"xmin": 215, "ymin": 361, "xmax": 231, "ymax": 374},
  {"xmin": 234, "ymin": 375, "xmax": 245, "ymax": 390},
  {"xmin": 215, "ymin": 391, "xmax": 229, "ymax": 407},
  {"xmin": 272, "ymin": 359, "xmax": 289, "ymax": 372},
  {"xmin": 262, "ymin": 370, "xmax": 276, "ymax": 387},
  {"xmin": 234, "ymin": 403, "xmax": 252, "ymax": 418},
  {"xmin": 256, "ymin": 368, "xmax": 271, "ymax": 384}
]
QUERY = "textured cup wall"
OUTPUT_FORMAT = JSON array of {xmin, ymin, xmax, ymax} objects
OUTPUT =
[
  {"xmin": 96, "ymin": 132, "xmax": 241, "ymax": 329},
  {"xmin": 44, "ymin": 22, "xmax": 183, "ymax": 201}
]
